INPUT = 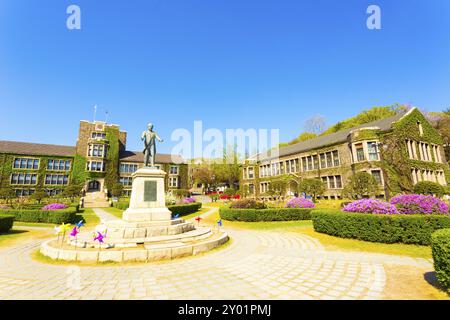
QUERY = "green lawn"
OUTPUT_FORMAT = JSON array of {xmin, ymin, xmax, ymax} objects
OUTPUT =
[
  {"xmin": 101, "ymin": 207, "xmax": 124, "ymax": 219},
  {"xmin": 74, "ymin": 208, "xmax": 100, "ymax": 228}
]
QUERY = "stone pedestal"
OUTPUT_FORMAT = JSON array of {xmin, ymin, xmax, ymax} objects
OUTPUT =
[{"xmin": 122, "ymin": 167, "xmax": 171, "ymax": 222}]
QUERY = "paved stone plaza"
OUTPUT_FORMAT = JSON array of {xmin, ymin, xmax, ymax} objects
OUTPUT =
[{"xmin": 0, "ymin": 208, "xmax": 436, "ymax": 300}]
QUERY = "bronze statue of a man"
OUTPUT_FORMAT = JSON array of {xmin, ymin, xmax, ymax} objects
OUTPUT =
[{"xmin": 141, "ymin": 123, "xmax": 163, "ymax": 167}]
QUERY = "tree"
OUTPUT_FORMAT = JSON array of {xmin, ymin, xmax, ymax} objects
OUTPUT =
[
  {"xmin": 62, "ymin": 184, "xmax": 83, "ymax": 202},
  {"xmin": 296, "ymin": 178, "xmax": 325, "ymax": 202},
  {"xmin": 30, "ymin": 189, "xmax": 48, "ymax": 204},
  {"xmin": 342, "ymin": 172, "xmax": 378, "ymax": 199},
  {"xmin": 267, "ymin": 178, "xmax": 289, "ymax": 203},
  {"xmin": 110, "ymin": 183, "xmax": 124, "ymax": 198},
  {"xmin": 304, "ymin": 115, "xmax": 327, "ymax": 135},
  {"xmin": 287, "ymin": 132, "xmax": 318, "ymax": 145},
  {"xmin": 413, "ymin": 181, "xmax": 445, "ymax": 198},
  {"xmin": 0, "ymin": 187, "xmax": 16, "ymax": 205},
  {"xmin": 192, "ymin": 164, "xmax": 214, "ymax": 187}
]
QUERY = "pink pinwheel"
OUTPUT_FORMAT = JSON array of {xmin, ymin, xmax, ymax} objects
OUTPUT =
[
  {"xmin": 93, "ymin": 232, "xmax": 105, "ymax": 243},
  {"xmin": 70, "ymin": 227, "xmax": 78, "ymax": 237}
]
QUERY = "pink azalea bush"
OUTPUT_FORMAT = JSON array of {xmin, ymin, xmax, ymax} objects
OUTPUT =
[
  {"xmin": 390, "ymin": 194, "xmax": 449, "ymax": 215},
  {"xmin": 42, "ymin": 203, "xmax": 68, "ymax": 211},
  {"xmin": 285, "ymin": 198, "xmax": 315, "ymax": 209},
  {"xmin": 343, "ymin": 199, "xmax": 398, "ymax": 214},
  {"xmin": 0, "ymin": 205, "xmax": 10, "ymax": 210},
  {"xmin": 182, "ymin": 197, "xmax": 196, "ymax": 204}
]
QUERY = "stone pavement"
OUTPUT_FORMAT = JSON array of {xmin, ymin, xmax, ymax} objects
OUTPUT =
[{"xmin": 0, "ymin": 209, "xmax": 434, "ymax": 300}]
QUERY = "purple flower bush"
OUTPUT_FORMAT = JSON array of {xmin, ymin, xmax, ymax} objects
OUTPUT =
[
  {"xmin": 285, "ymin": 198, "xmax": 315, "ymax": 209},
  {"xmin": 343, "ymin": 199, "xmax": 398, "ymax": 214},
  {"xmin": 0, "ymin": 205, "xmax": 10, "ymax": 210},
  {"xmin": 42, "ymin": 203, "xmax": 68, "ymax": 211},
  {"xmin": 390, "ymin": 194, "xmax": 449, "ymax": 215},
  {"xmin": 182, "ymin": 197, "xmax": 196, "ymax": 204}
]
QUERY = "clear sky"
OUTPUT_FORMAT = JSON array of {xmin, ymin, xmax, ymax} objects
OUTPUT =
[{"xmin": 0, "ymin": 0, "xmax": 449, "ymax": 155}]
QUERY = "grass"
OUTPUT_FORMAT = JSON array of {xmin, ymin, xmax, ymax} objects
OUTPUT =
[
  {"xmin": 101, "ymin": 207, "xmax": 124, "ymax": 219},
  {"xmin": 0, "ymin": 228, "xmax": 52, "ymax": 248},
  {"xmin": 74, "ymin": 208, "xmax": 100, "ymax": 228}
]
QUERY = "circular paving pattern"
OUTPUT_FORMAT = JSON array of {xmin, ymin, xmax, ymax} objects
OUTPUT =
[{"xmin": 0, "ymin": 226, "xmax": 406, "ymax": 300}]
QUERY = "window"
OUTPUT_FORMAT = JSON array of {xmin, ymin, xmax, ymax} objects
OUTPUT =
[
  {"xmin": 87, "ymin": 161, "xmax": 105, "ymax": 172},
  {"xmin": 13, "ymin": 158, "xmax": 39, "ymax": 170},
  {"xmin": 45, "ymin": 189, "xmax": 64, "ymax": 197},
  {"xmin": 333, "ymin": 151, "xmax": 340, "ymax": 166},
  {"xmin": 328, "ymin": 176, "xmax": 336, "ymax": 189},
  {"xmin": 307, "ymin": 157, "xmax": 313, "ymax": 171},
  {"xmin": 44, "ymin": 174, "xmax": 69, "ymax": 185},
  {"xmin": 326, "ymin": 152, "xmax": 333, "ymax": 167},
  {"xmin": 119, "ymin": 177, "xmax": 133, "ymax": 186},
  {"xmin": 367, "ymin": 142, "xmax": 379, "ymax": 161},
  {"xmin": 170, "ymin": 166, "xmax": 179, "ymax": 175},
  {"xmin": 88, "ymin": 144, "xmax": 107, "ymax": 157},
  {"xmin": 15, "ymin": 189, "xmax": 35, "ymax": 197},
  {"xmin": 169, "ymin": 176, "xmax": 178, "ymax": 188},
  {"xmin": 355, "ymin": 143, "xmax": 365, "ymax": 162},
  {"xmin": 247, "ymin": 167, "xmax": 254, "ymax": 179},
  {"xmin": 320, "ymin": 154, "xmax": 326, "ymax": 168},
  {"xmin": 10, "ymin": 173, "xmax": 38, "ymax": 185},
  {"xmin": 335, "ymin": 175, "xmax": 342, "ymax": 189},
  {"xmin": 47, "ymin": 159, "xmax": 71, "ymax": 171},
  {"xmin": 371, "ymin": 170, "xmax": 383, "ymax": 185},
  {"xmin": 302, "ymin": 158, "xmax": 307, "ymax": 172},
  {"xmin": 248, "ymin": 184, "xmax": 255, "ymax": 194},
  {"xmin": 417, "ymin": 121, "xmax": 423, "ymax": 136},
  {"xmin": 120, "ymin": 163, "xmax": 138, "ymax": 173},
  {"xmin": 91, "ymin": 132, "xmax": 107, "ymax": 139}
]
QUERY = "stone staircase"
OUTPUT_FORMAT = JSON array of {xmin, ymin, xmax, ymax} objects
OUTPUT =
[{"xmin": 84, "ymin": 191, "xmax": 110, "ymax": 208}]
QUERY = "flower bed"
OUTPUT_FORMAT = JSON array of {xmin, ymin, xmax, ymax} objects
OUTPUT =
[
  {"xmin": 343, "ymin": 199, "xmax": 398, "ymax": 214},
  {"xmin": 220, "ymin": 207, "xmax": 312, "ymax": 222},
  {"xmin": 431, "ymin": 228, "xmax": 450, "ymax": 293},
  {"xmin": 42, "ymin": 203, "xmax": 68, "ymax": 211},
  {"xmin": 286, "ymin": 198, "xmax": 315, "ymax": 209},
  {"xmin": 182, "ymin": 197, "xmax": 196, "ymax": 204},
  {"xmin": 0, "ymin": 215, "xmax": 14, "ymax": 233},
  {"xmin": 390, "ymin": 194, "xmax": 449, "ymax": 215},
  {"xmin": 312, "ymin": 209, "xmax": 450, "ymax": 245}
]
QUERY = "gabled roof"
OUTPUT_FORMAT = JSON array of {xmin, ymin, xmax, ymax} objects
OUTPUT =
[
  {"xmin": 0, "ymin": 140, "xmax": 76, "ymax": 157},
  {"xmin": 119, "ymin": 150, "xmax": 186, "ymax": 164},
  {"xmin": 254, "ymin": 110, "xmax": 408, "ymax": 161}
]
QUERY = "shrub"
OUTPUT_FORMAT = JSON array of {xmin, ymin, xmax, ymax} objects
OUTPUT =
[
  {"xmin": 390, "ymin": 194, "xmax": 449, "ymax": 215},
  {"xmin": 42, "ymin": 203, "xmax": 68, "ymax": 211},
  {"xmin": 0, "ymin": 215, "xmax": 14, "ymax": 233},
  {"xmin": 342, "ymin": 172, "xmax": 378, "ymax": 199},
  {"xmin": 285, "ymin": 198, "xmax": 315, "ymax": 209},
  {"xmin": 431, "ymin": 228, "xmax": 450, "ymax": 293},
  {"xmin": 414, "ymin": 181, "xmax": 445, "ymax": 197},
  {"xmin": 113, "ymin": 201, "xmax": 130, "ymax": 210},
  {"xmin": 230, "ymin": 199, "xmax": 267, "ymax": 209},
  {"xmin": 312, "ymin": 209, "xmax": 450, "ymax": 245},
  {"xmin": 343, "ymin": 199, "xmax": 398, "ymax": 214},
  {"xmin": 168, "ymin": 202, "xmax": 202, "ymax": 216},
  {"xmin": 0, "ymin": 207, "xmax": 78, "ymax": 224},
  {"xmin": 223, "ymin": 188, "xmax": 236, "ymax": 197},
  {"xmin": 172, "ymin": 189, "xmax": 190, "ymax": 198},
  {"xmin": 220, "ymin": 208, "xmax": 312, "ymax": 222}
]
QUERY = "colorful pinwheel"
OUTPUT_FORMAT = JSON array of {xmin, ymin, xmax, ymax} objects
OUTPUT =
[
  {"xmin": 217, "ymin": 219, "xmax": 222, "ymax": 227},
  {"xmin": 76, "ymin": 220, "xmax": 85, "ymax": 229},
  {"xmin": 172, "ymin": 214, "xmax": 180, "ymax": 220},
  {"xmin": 195, "ymin": 216, "xmax": 202, "ymax": 225},
  {"xmin": 70, "ymin": 227, "xmax": 78, "ymax": 238},
  {"xmin": 93, "ymin": 231, "xmax": 105, "ymax": 244}
]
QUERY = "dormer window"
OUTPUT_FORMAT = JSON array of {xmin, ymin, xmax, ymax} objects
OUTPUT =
[
  {"xmin": 417, "ymin": 121, "xmax": 424, "ymax": 136},
  {"xmin": 91, "ymin": 132, "xmax": 106, "ymax": 139}
]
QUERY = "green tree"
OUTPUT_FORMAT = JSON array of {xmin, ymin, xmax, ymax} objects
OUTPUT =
[
  {"xmin": 413, "ymin": 181, "xmax": 445, "ymax": 198},
  {"xmin": 267, "ymin": 178, "xmax": 289, "ymax": 203},
  {"xmin": 0, "ymin": 187, "xmax": 16, "ymax": 205},
  {"xmin": 342, "ymin": 172, "xmax": 378, "ymax": 199},
  {"xmin": 110, "ymin": 183, "xmax": 124, "ymax": 198},
  {"xmin": 30, "ymin": 189, "xmax": 48, "ymax": 204},
  {"xmin": 297, "ymin": 178, "xmax": 325, "ymax": 202},
  {"xmin": 62, "ymin": 184, "xmax": 83, "ymax": 202}
]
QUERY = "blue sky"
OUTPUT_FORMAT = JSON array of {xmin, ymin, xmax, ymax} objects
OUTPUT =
[{"xmin": 0, "ymin": 0, "xmax": 449, "ymax": 154}]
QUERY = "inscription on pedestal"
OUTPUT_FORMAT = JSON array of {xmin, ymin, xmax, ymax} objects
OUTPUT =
[{"xmin": 144, "ymin": 181, "xmax": 157, "ymax": 202}]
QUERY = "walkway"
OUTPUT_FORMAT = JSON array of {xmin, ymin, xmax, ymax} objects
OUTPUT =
[{"xmin": 0, "ymin": 208, "xmax": 438, "ymax": 300}]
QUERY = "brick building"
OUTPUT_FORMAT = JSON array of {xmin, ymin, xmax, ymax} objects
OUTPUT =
[
  {"xmin": 0, "ymin": 120, "xmax": 188, "ymax": 198},
  {"xmin": 241, "ymin": 108, "xmax": 449, "ymax": 199}
]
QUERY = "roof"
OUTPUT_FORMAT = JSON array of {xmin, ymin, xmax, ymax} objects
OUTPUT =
[
  {"xmin": 119, "ymin": 150, "xmax": 186, "ymax": 164},
  {"xmin": 255, "ymin": 111, "xmax": 407, "ymax": 161},
  {"xmin": 0, "ymin": 140, "xmax": 76, "ymax": 157}
]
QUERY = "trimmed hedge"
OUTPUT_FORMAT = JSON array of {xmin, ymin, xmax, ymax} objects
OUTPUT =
[
  {"xmin": 0, "ymin": 207, "xmax": 78, "ymax": 224},
  {"xmin": 0, "ymin": 215, "xmax": 14, "ymax": 233},
  {"xmin": 113, "ymin": 201, "xmax": 203, "ymax": 217},
  {"xmin": 220, "ymin": 208, "xmax": 312, "ymax": 222},
  {"xmin": 431, "ymin": 229, "xmax": 450, "ymax": 293},
  {"xmin": 312, "ymin": 209, "xmax": 450, "ymax": 245},
  {"xmin": 168, "ymin": 202, "xmax": 202, "ymax": 216}
]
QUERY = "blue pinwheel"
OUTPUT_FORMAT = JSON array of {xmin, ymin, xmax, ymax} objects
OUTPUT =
[
  {"xmin": 172, "ymin": 214, "xmax": 180, "ymax": 220},
  {"xmin": 217, "ymin": 219, "xmax": 223, "ymax": 227},
  {"xmin": 76, "ymin": 220, "xmax": 85, "ymax": 229}
]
